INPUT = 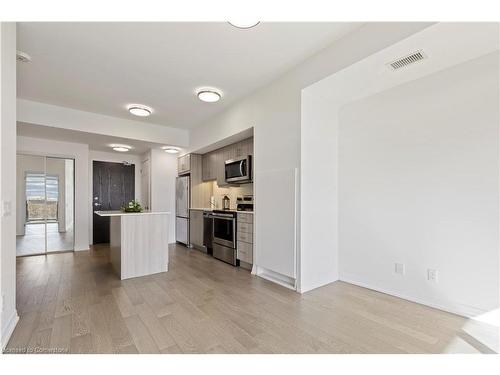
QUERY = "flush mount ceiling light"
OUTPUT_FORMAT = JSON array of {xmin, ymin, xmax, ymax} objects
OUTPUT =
[
  {"xmin": 16, "ymin": 50, "xmax": 32, "ymax": 63},
  {"xmin": 162, "ymin": 147, "xmax": 180, "ymax": 154},
  {"xmin": 196, "ymin": 88, "xmax": 222, "ymax": 103},
  {"xmin": 127, "ymin": 104, "xmax": 152, "ymax": 117},
  {"xmin": 228, "ymin": 21, "xmax": 260, "ymax": 29},
  {"xmin": 110, "ymin": 144, "xmax": 131, "ymax": 152}
]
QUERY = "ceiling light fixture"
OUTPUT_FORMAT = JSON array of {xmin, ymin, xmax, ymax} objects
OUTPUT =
[
  {"xmin": 111, "ymin": 144, "xmax": 131, "ymax": 152},
  {"xmin": 228, "ymin": 21, "xmax": 260, "ymax": 29},
  {"xmin": 196, "ymin": 88, "xmax": 222, "ymax": 103},
  {"xmin": 163, "ymin": 147, "xmax": 180, "ymax": 154},
  {"xmin": 127, "ymin": 104, "xmax": 152, "ymax": 117},
  {"xmin": 16, "ymin": 50, "xmax": 32, "ymax": 63}
]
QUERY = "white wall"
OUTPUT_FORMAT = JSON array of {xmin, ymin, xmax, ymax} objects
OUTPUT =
[
  {"xmin": 189, "ymin": 23, "xmax": 433, "ymax": 289},
  {"xmin": 0, "ymin": 22, "xmax": 18, "ymax": 348},
  {"xmin": 88, "ymin": 150, "xmax": 142, "ymax": 244},
  {"xmin": 17, "ymin": 136, "xmax": 90, "ymax": 251},
  {"xmin": 149, "ymin": 149, "xmax": 177, "ymax": 243},
  {"xmin": 301, "ymin": 23, "xmax": 499, "ymax": 316},
  {"xmin": 338, "ymin": 52, "xmax": 499, "ymax": 316},
  {"xmin": 300, "ymin": 23, "xmax": 500, "ymax": 296}
]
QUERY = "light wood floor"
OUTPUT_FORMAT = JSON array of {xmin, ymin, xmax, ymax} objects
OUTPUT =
[
  {"xmin": 5, "ymin": 244, "xmax": 498, "ymax": 354},
  {"xmin": 16, "ymin": 222, "xmax": 74, "ymax": 256}
]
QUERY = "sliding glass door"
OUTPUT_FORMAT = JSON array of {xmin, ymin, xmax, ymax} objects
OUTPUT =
[{"xmin": 16, "ymin": 154, "xmax": 75, "ymax": 256}]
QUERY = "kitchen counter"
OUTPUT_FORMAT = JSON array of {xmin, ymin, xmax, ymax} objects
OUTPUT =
[
  {"xmin": 95, "ymin": 210, "xmax": 170, "ymax": 216},
  {"xmin": 95, "ymin": 210, "xmax": 170, "ymax": 280}
]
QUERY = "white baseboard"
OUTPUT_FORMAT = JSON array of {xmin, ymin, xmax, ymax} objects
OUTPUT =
[
  {"xmin": 299, "ymin": 276, "xmax": 339, "ymax": 294},
  {"xmin": 255, "ymin": 266, "xmax": 296, "ymax": 291},
  {"xmin": 339, "ymin": 274, "xmax": 486, "ymax": 318},
  {"xmin": 1, "ymin": 310, "xmax": 19, "ymax": 350}
]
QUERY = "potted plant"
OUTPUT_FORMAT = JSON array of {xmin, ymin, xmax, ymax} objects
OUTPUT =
[{"xmin": 122, "ymin": 199, "xmax": 143, "ymax": 213}]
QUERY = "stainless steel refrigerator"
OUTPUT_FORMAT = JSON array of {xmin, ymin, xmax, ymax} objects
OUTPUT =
[{"xmin": 175, "ymin": 175, "xmax": 190, "ymax": 245}]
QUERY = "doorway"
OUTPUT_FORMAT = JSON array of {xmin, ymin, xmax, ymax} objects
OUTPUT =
[
  {"xmin": 92, "ymin": 161, "xmax": 135, "ymax": 244},
  {"xmin": 16, "ymin": 154, "xmax": 75, "ymax": 256}
]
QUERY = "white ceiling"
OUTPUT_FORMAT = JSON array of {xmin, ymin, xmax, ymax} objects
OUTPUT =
[
  {"xmin": 17, "ymin": 122, "xmax": 174, "ymax": 155},
  {"xmin": 17, "ymin": 121, "xmax": 255, "ymax": 155},
  {"xmin": 17, "ymin": 22, "xmax": 362, "ymax": 129}
]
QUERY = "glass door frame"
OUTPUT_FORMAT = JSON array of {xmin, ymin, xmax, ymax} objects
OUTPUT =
[{"xmin": 16, "ymin": 153, "xmax": 76, "ymax": 257}]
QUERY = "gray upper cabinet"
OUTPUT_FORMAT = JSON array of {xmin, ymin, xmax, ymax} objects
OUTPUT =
[
  {"xmin": 178, "ymin": 154, "xmax": 191, "ymax": 175},
  {"xmin": 234, "ymin": 140, "xmax": 249, "ymax": 158},
  {"xmin": 216, "ymin": 147, "xmax": 229, "ymax": 187},
  {"xmin": 202, "ymin": 151, "xmax": 217, "ymax": 181},
  {"xmin": 247, "ymin": 137, "xmax": 254, "ymax": 156},
  {"xmin": 201, "ymin": 137, "xmax": 253, "ymax": 185},
  {"xmin": 202, "ymin": 153, "xmax": 210, "ymax": 181}
]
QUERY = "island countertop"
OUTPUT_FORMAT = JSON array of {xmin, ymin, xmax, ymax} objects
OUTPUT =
[{"xmin": 95, "ymin": 210, "xmax": 171, "ymax": 217}]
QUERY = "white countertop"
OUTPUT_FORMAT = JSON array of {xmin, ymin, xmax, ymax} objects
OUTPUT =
[{"xmin": 95, "ymin": 210, "xmax": 171, "ymax": 217}]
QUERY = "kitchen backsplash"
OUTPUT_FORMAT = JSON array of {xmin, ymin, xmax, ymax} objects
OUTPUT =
[{"xmin": 211, "ymin": 181, "xmax": 253, "ymax": 210}]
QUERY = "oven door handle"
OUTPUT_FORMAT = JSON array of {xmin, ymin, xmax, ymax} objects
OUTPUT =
[{"xmin": 213, "ymin": 215, "xmax": 234, "ymax": 220}]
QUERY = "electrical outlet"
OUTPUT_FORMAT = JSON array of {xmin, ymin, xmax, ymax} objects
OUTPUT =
[
  {"xmin": 427, "ymin": 269, "xmax": 438, "ymax": 282},
  {"xmin": 395, "ymin": 263, "xmax": 405, "ymax": 275}
]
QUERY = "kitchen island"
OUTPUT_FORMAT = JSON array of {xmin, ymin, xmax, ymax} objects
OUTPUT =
[{"xmin": 95, "ymin": 210, "xmax": 170, "ymax": 280}]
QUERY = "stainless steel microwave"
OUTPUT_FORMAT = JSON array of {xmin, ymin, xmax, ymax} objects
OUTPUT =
[{"xmin": 225, "ymin": 155, "xmax": 252, "ymax": 183}]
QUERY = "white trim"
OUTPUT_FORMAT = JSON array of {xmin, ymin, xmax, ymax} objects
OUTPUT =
[
  {"xmin": 74, "ymin": 246, "xmax": 90, "ymax": 252},
  {"xmin": 256, "ymin": 266, "xmax": 296, "ymax": 291},
  {"xmin": 299, "ymin": 276, "xmax": 339, "ymax": 294},
  {"xmin": 339, "ymin": 275, "xmax": 487, "ymax": 318},
  {"xmin": 1, "ymin": 310, "xmax": 19, "ymax": 350}
]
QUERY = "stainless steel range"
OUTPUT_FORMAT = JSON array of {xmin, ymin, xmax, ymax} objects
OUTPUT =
[{"xmin": 212, "ymin": 210, "xmax": 238, "ymax": 266}]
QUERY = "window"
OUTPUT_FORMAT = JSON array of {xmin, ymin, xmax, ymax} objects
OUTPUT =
[{"xmin": 25, "ymin": 173, "xmax": 59, "ymax": 221}]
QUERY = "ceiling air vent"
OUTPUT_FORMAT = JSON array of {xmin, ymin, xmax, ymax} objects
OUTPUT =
[{"xmin": 388, "ymin": 50, "xmax": 426, "ymax": 71}]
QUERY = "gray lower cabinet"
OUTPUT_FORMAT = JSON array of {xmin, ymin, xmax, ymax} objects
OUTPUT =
[
  {"xmin": 237, "ymin": 212, "xmax": 253, "ymax": 265},
  {"xmin": 189, "ymin": 209, "xmax": 204, "ymax": 249}
]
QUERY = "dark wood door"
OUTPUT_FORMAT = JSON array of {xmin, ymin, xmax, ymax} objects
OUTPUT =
[{"xmin": 92, "ymin": 161, "xmax": 135, "ymax": 244}]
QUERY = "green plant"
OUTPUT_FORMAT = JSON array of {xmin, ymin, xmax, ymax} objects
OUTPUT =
[{"xmin": 122, "ymin": 199, "xmax": 143, "ymax": 213}]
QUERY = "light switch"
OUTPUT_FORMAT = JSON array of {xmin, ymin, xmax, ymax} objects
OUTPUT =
[{"xmin": 1, "ymin": 200, "xmax": 12, "ymax": 217}]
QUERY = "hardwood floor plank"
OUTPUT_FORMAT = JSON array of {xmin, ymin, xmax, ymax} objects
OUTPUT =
[
  {"xmin": 6, "ymin": 243, "xmax": 494, "ymax": 354},
  {"xmin": 49, "ymin": 314, "xmax": 72, "ymax": 353},
  {"xmin": 70, "ymin": 333, "xmax": 93, "ymax": 354},
  {"xmin": 112, "ymin": 287, "xmax": 137, "ymax": 318},
  {"xmin": 27, "ymin": 328, "xmax": 52, "ymax": 354},
  {"xmin": 124, "ymin": 315, "xmax": 160, "ymax": 354},
  {"xmin": 100, "ymin": 294, "xmax": 135, "ymax": 352},
  {"xmin": 134, "ymin": 302, "xmax": 176, "ymax": 350},
  {"xmin": 159, "ymin": 314, "xmax": 201, "ymax": 353},
  {"xmin": 88, "ymin": 302, "xmax": 114, "ymax": 354}
]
